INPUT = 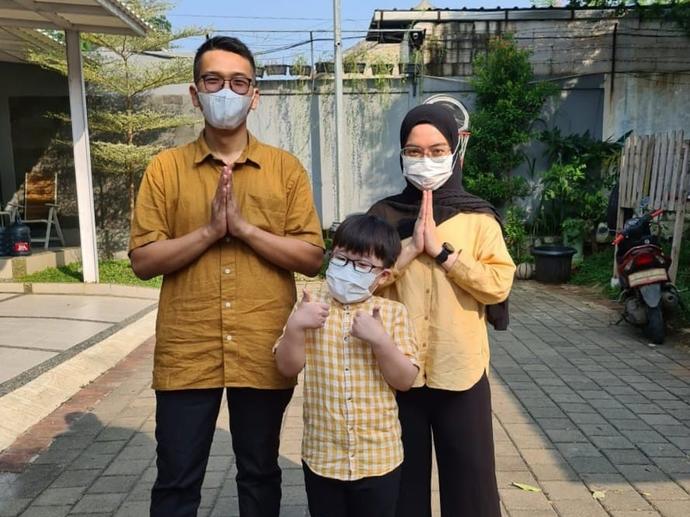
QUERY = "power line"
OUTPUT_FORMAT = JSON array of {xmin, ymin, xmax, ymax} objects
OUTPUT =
[{"xmin": 168, "ymin": 14, "xmax": 369, "ymax": 22}]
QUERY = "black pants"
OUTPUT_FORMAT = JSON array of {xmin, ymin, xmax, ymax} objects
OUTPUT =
[
  {"xmin": 303, "ymin": 462, "xmax": 401, "ymax": 517},
  {"xmin": 150, "ymin": 387, "xmax": 293, "ymax": 517},
  {"xmin": 395, "ymin": 374, "xmax": 500, "ymax": 517}
]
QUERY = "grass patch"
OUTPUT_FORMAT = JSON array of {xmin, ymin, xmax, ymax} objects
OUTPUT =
[
  {"xmin": 571, "ymin": 240, "xmax": 689, "ymax": 326},
  {"xmin": 19, "ymin": 259, "xmax": 162, "ymax": 288}
]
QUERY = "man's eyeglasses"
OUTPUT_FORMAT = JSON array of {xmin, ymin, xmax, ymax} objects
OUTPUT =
[
  {"xmin": 401, "ymin": 145, "xmax": 453, "ymax": 159},
  {"xmin": 330, "ymin": 254, "xmax": 383, "ymax": 274},
  {"xmin": 199, "ymin": 74, "xmax": 254, "ymax": 95}
]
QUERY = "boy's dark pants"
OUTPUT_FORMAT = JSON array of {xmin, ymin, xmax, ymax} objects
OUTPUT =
[
  {"xmin": 150, "ymin": 387, "xmax": 293, "ymax": 517},
  {"xmin": 303, "ymin": 462, "xmax": 401, "ymax": 517}
]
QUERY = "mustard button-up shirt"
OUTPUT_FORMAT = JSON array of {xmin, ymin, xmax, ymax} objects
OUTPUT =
[
  {"xmin": 379, "ymin": 212, "xmax": 515, "ymax": 391},
  {"xmin": 276, "ymin": 290, "xmax": 418, "ymax": 481},
  {"xmin": 129, "ymin": 132, "xmax": 324, "ymax": 390}
]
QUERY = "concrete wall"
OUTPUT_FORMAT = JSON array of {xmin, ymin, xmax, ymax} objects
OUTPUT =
[{"xmin": 603, "ymin": 72, "xmax": 690, "ymax": 140}]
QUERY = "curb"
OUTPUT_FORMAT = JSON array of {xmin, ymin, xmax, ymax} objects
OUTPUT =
[
  {"xmin": 0, "ymin": 309, "xmax": 157, "ymax": 453},
  {"xmin": 0, "ymin": 282, "xmax": 159, "ymax": 300}
]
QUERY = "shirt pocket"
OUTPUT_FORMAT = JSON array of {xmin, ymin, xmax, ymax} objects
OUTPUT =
[{"xmin": 244, "ymin": 192, "xmax": 286, "ymax": 234}]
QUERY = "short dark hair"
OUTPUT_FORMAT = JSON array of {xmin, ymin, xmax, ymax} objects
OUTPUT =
[
  {"xmin": 193, "ymin": 36, "xmax": 256, "ymax": 83},
  {"xmin": 332, "ymin": 214, "xmax": 401, "ymax": 268}
]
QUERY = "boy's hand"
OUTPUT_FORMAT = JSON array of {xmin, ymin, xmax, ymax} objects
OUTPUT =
[
  {"xmin": 351, "ymin": 307, "xmax": 387, "ymax": 345},
  {"xmin": 290, "ymin": 289, "xmax": 330, "ymax": 330}
]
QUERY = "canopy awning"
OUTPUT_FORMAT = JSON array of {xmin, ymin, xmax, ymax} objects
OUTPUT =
[
  {"xmin": 0, "ymin": 0, "xmax": 148, "ymax": 282},
  {"xmin": 0, "ymin": 25, "xmax": 61, "ymax": 62},
  {"xmin": 0, "ymin": 0, "xmax": 147, "ymax": 36}
]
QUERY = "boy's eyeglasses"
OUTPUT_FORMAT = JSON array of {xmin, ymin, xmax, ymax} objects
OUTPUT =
[
  {"xmin": 199, "ymin": 74, "xmax": 254, "ymax": 95},
  {"xmin": 330, "ymin": 254, "xmax": 383, "ymax": 274}
]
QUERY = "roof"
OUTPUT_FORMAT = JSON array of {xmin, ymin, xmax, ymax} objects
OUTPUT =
[
  {"xmin": 0, "ymin": 0, "xmax": 148, "ymax": 64},
  {"xmin": 0, "ymin": 0, "xmax": 148, "ymax": 36},
  {"xmin": 0, "ymin": 25, "xmax": 61, "ymax": 62}
]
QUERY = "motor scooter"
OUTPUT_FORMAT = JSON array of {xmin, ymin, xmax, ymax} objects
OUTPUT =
[{"xmin": 613, "ymin": 208, "xmax": 680, "ymax": 344}]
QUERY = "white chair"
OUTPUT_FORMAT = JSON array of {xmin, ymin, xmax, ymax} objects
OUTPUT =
[{"xmin": 18, "ymin": 171, "xmax": 66, "ymax": 249}]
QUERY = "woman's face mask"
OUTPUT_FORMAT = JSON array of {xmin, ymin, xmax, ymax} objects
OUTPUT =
[
  {"xmin": 196, "ymin": 88, "xmax": 253, "ymax": 131},
  {"xmin": 325, "ymin": 258, "xmax": 381, "ymax": 305},
  {"xmin": 401, "ymin": 140, "xmax": 460, "ymax": 191}
]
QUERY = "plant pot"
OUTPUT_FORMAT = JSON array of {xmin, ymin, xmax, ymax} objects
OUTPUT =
[
  {"xmin": 264, "ymin": 64, "xmax": 288, "ymax": 76},
  {"xmin": 289, "ymin": 64, "xmax": 312, "ymax": 77},
  {"xmin": 399, "ymin": 63, "xmax": 417, "ymax": 76},
  {"xmin": 531, "ymin": 246, "xmax": 576, "ymax": 284},
  {"xmin": 315, "ymin": 61, "xmax": 335, "ymax": 74},
  {"xmin": 371, "ymin": 63, "xmax": 394, "ymax": 75},
  {"xmin": 515, "ymin": 262, "xmax": 534, "ymax": 280},
  {"xmin": 343, "ymin": 62, "xmax": 366, "ymax": 74}
]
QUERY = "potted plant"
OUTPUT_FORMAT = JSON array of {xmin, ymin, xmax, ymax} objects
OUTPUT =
[
  {"xmin": 370, "ymin": 62, "xmax": 394, "ymax": 75},
  {"xmin": 264, "ymin": 63, "xmax": 288, "ymax": 76},
  {"xmin": 289, "ymin": 56, "xmax": 312, "ymax": 77},
  {"xmin": 343, "ymin": 61, "xmax": 366, "ymax": 74},
  {"xmin": 315, "ymin": 61, "xmax": 335, "ymax": 74},
  {"xmin": 505, "ymin": 206, "xmax": 533, "ymax": 279},
  {"xmin": 562, "ymin": 217, "xmax": 588, "ymax": 265}
]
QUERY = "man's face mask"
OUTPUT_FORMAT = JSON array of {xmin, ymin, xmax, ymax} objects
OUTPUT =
[{"xmin": 196, "ymin": 88, "xmax": 253, "ymax": 131}]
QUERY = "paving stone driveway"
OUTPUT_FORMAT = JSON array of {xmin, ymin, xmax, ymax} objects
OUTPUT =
[{"xmin": 1, "ymin": 281, "xmax": 689, "ymax": 516}]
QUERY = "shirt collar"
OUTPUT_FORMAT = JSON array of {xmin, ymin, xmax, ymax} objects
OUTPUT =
[{"xmin": 192, "ymin": 131, "xmax": 262, "ymax": 169}]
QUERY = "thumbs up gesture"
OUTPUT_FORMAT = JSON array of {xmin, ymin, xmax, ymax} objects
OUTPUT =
[
  {"xmin": 351, "ymin": 306, "xmax": 386, "ymax": 345},
  {"xmin": 292, "ymin": 289, "xmax": 330, "ymax": 330}
]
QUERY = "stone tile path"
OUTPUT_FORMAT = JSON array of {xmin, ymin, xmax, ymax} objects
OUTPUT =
[{"xmin": 1, "ymin": 282, "xmax": 689, "ymax": 516}]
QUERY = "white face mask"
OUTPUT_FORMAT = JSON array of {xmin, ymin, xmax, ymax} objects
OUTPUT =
[
  {"xmin": 325, "ymin": 261, "xmax": 378, "ymax": 304},
  {"xmin": 401, "ymin": 140, "xmax": 460, "ymax": 191},
  {"xmin": 197, "ymin": 88, "xmax": 253, "ymax": 130}
]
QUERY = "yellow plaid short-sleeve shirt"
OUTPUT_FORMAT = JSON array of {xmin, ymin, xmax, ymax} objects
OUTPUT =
[{"xmin": 282, "ymin": 289, "xmax": 418, "ymax": 481}]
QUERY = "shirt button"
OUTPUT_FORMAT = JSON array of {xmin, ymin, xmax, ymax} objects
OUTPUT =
[
  {"xmin": 426, "ymin": 289, "xmax": 430, "ymax": 294},
  {"xmin": 225, "ymin": 301, "xmax": 231, "ymax": 309},
  {"xmin": 345, "ymin": 367, "xmax": 349, "ymax": 372},
  {"xmin": 226, "ymin": 335, "xmax": 232, "ymax": 341},
  {"xmin": 224, "ymin": 268, "xmax": 231, "ymax": 274},
  {"xmin": 225, "ymin": 236, "xmax": 231, "ymax": 243},
  {"xmin": 344, "ymin": 336, "xmax": 349, "ymax": 342},
  {"xmin": 422, "ymin": 342, "xmax": 427, "ymax": 348},
  {"xmin": 424, "ymin": 315, "xmax": 429, "ymax": 320}
]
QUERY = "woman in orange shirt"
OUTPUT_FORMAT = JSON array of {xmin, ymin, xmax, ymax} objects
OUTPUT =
[{"xmin": 369, "ymin": 104, "xmax": 515, "ymax": 517}]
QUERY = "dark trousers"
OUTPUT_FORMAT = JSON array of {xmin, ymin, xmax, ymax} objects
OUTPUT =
[
  {"xmin": 303, "ymin": 462, "xmax": 401, "ymax": 517},
  {"xmin": 395, "ymin": 374, "xmax": 501, "ymax": 517},
  {"xmin": 150, "ymin": 387, "xmax": 293, "ymax": 517}
]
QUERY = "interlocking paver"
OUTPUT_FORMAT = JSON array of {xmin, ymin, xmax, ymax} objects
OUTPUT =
[{"xmin": 1, "ymin": 283, "xmax": 690, "ymax": 516}]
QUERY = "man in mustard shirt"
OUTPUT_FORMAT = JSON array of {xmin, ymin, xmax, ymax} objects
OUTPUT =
[{"xmin": 129, "ymin": 36, "xmax": 324, "ymax": 517}]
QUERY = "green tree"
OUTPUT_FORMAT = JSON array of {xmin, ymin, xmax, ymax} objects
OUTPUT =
[
  {"xmin": 29, "ymin": 0, "xmax": 203, "ymax": 256},
  {"xmin": 463, "ymin": 37, "xmax": 556, "ymax": 207}
]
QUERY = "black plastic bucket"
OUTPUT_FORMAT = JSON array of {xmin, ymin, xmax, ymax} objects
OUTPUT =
[
  {"xmin": 9, "ymin": 218, "xmax": 31, "ymax": 256},
  {"xmin": 531, "ymin": 246, "xmax": 576, "ymax": 284}
]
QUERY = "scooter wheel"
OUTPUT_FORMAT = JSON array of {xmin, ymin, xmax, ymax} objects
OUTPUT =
[{"xmin": 644, "ymin": 305, "xmax": 665, "ymax": 345}]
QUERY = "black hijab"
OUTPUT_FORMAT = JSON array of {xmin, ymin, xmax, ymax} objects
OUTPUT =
[{"xmin": 368, "ymin": 103, "xmax": 510, "ymax": 330}]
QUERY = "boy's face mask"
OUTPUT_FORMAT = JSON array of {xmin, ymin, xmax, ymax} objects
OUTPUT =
[{"xmin": 325, "ymin": 260, "xmax": 379, "ymax": 305}]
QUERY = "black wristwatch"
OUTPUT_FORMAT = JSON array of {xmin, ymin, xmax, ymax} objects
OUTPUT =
[{"xmin": 435, "ymin": 242, "xmax": 455, "ymax": 265}]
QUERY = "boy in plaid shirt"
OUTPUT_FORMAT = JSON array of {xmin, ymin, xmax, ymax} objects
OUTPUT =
[{"xmin": 275, "ymin": 214, "xmax": 418, "ymax": 517}]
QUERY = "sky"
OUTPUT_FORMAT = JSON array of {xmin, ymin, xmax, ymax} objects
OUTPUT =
[{"xmin": 167, "ymin": 0, "xmax": 533, "ymax": 59}]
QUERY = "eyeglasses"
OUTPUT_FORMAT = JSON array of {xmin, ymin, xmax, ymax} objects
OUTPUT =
[
  {"xmin": 330, "ymin": 254, "xmax": 383, "ymax": 274},
  {"xmin": 401, "ymin": 145, "xmax": 453, "ymax": 159},
  {"xmin": 198, "ymin": 74, "xmax": 254, "ymax": 95}
]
